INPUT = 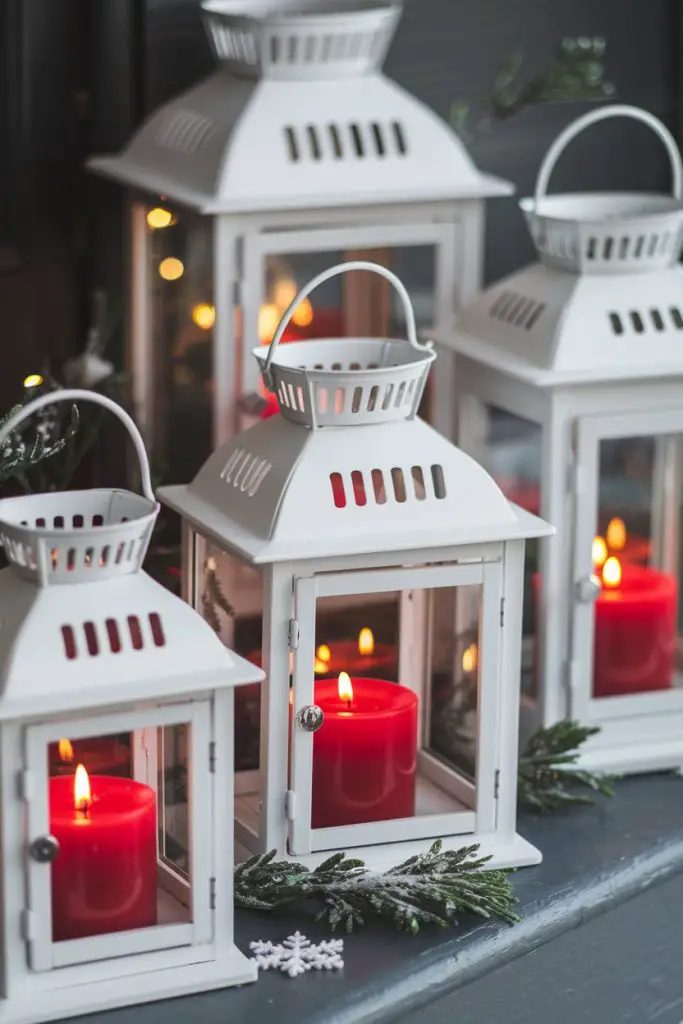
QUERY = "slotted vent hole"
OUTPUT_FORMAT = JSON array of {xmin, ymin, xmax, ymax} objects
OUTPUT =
[
  {"xmin": 61, "ymin": 625, "xmax": 77, "ymax": 660},
  {"xmin": 330, "ymin": 472, "xmax": 346, "ymax": 508},
  {"xmin": 490, "ymin": 290, "xmax": 546, "ymax": 331},
  {"xmin": 391, "ymin": 468, "xmax": 407, "ymax": 503},
  {"xmin": 431, "ymin": 465, "xmax": 447, "ymax": 499},
  {"xmin": 607, "ymin": 307, "xmax": 683, "ymax": 334},
  {"xmin": 412, "ymin": 466, "xmax": 427, "ymax": 500},
  {"xmin": 128, "ymin": 615, "xmax": 143, "ymax": 651},
  {"xmin": 351, "ymin": 470, "xmax": 367, "ymax": 506},
  {"xmin": 372, "ymin": 469, "xmax": 387, "ymax": 504},
  {"xmin": 84, "ymin": 622, "xmax": 99, "ymax": 657}
]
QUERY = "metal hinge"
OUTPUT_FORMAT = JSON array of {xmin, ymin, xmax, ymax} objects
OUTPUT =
[
  {"xmin": 209, "ymin": 877, "xmax": 216, "ymax": 911},
  {"xmin": 17, "ymin": 769, "xmax": 33, "ymax": 802},
  {"xmin": 494, "ymin": 769, "xmax": 500, "ymax": 800},
  {"xmin": 288, "ymin": 618, "xmax": 300, "ymax": 652},
  {"xmin": 208, "ymin": 741, "xmax": 216, "ymax": 774},
  {"xmin": 285, "ymin": 790, "xmax": 296, "ymax": 822},
  {"xmin": 20, "ymin": 909, "xmax": 36, "ymax": 942},
  {"xmin": 499, "ymin": 597, "xmax": 505, "ymax": 627}
]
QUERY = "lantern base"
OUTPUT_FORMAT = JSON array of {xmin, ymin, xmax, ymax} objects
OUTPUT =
[
  {"xmin": 1, "ymin": 947, "xmax": 257, "ymax": 1024},
  {"xmin": 236, "ymin": 831, "xmax": 541, "ymax": 873},
  {"xmin": 573, "ymin": 736, "xmax": 683, "ymax": 778}
]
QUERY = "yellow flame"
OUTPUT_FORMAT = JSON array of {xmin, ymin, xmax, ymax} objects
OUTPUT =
[
  {"xmin": 606, "ymin": 517, "xmax": 627, "ymax": 551},
  {"xmin": 602, "ymin": 556, "xmax": 622, "ymax": 589},
  {"xmin": 58, "ymin": 738, "xmax": 74, "ymax": 762},
  {"xmin": 146, "ymin": 207, "xmax": 173, "ymax": 230},
  {"xmin": 358, "ymin": 628, "xmax": 375, "ymax": 656},
  {"xmin": 291, "ymin": 298, "xmax": 314, "ymax": 328},
  {"xmin": 159, "ymin": 257, "xmax": 184, "ymax": 281},
  {"xmin": 462, "ymin": 643, "xmax": 478, "ymax": 674},
  {"xmin": 73, "ymin": 763, "xmax": 91, "ymax": 813},
  {"xmin": 316, "ymin": 644, "xmax": 331, "ymax": 663},
  {"xmin": 259, "ymin": 303, "xmax": 280, "ymax": 344},
  {"xmin": 23, "ymin": 373, "xmax": 44, "ymax": 389},
  {"xmin": 592, "ymin": 536, "xmax": 608, "ymax": 569},
  {"xmin": 273, "ymin": 278, "xmax": 298, "ymax": 311},
  {"xmin": 314, "ymin": 658, "xmax": 329, "ymax": 675},
  {"xmin": 192, "ymin": 303, "xmax": 216, "ymax": 330},
  {"xmin": 338, "ymin": 671, "xmax": 354, "ymax": 703}
]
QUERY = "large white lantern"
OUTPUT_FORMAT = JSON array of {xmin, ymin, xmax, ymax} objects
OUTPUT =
[
  {"xmin": 88, "ymin": 0, "xmax": 510, "ymax": 482},
  {"xmin": 434, "ymin": 105, "xmax": 683, "ymax": 776},
  {"xmin": 159, "ymin": 262, "xmax": 552, "ymax": 871},
  {"xmin": 0, "ymin": 391, "xmax": 263, "ymax": 1024}
]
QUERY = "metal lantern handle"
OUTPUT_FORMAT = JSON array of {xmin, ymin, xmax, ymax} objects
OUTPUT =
[
  {"xmin": 0, "ymin": 389, "xmax": 155, "ymax": 502},
  {"xmin": 263, "ymin": 260, "xmax": 430, "ymax": 389},
  {"xmin": 533, "ymin": 104, "xmax": 683, "ymax": 208}
]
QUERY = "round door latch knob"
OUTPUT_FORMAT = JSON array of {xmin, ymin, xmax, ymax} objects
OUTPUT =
[
  {"xmin": 575, "ymin": 575, "xmax": 601, "ymax": 604},
  {"xmin": 29, "ymin": 834, "xmax": 61, "ymax": 863},
  {"xmin": 296, "ymin": 705, "xmax": 325, "ymax": 733}
]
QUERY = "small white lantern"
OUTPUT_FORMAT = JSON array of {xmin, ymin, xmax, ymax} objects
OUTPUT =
[
  {"xmin": 0, "ymin": 391, "xmax": 263, "ymax": 1024},
  {"xmin": 159, "ymin": 261, "xmax": 552, "ymax": 872},
  {"xmin": 434, "ymin": 104, "xmax": 683, "ymax": 776},
  {"xmin": 88, "ymin": 0, "xmax": 510, "ymax": 482}
]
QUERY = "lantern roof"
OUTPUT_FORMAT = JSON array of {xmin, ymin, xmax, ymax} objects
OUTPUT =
[{"xmin": 88, "ymin": 0, "xmax": 510, "ymax": 214}]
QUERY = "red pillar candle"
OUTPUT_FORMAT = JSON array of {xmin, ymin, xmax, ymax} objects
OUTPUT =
[
  {"xmin": 49, "ymin": 766, "xmax": 158, "ymax": 942},
  {"xmin": 593, "ymin": 558, "xmax": 678, "ymax": 698},
  {"xmin": 312, "ymin": 674, "xmax": 418, "ymax": 829}
]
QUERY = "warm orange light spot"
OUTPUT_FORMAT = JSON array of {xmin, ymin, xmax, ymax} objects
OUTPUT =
[
  {"xmin": 259, "ymin": 303, "xmax": 280, "ymax": 343},
  {"xmin": 73, "ymin": 764, "xmax": 91, "ymax": 815},
  {"xmin": 159, "ymin": 257, "xmax": 184, "ymax": 281},
  {"xmin": 314, "ymin": 658, "xmax": 329, "ymax": 675},
  {"xmin": 602, "ymin": 556, "xmax": 622, "ymax": 589},
  {"xmin": 592, "ymin": 536, "xmax": 608, "ymax": 569},
  {"xmin": 23, "ymin": 373, "xmax": 44, "ymax": 389},
  {"xmin": 291, "ymin": 298, "xmax": 314, "ymax": 328},
  {"xmin": 462, "ymin": 643, "xmax": 478, "ymax": 674},
  {"xmin": 317, "ymin": 644, "xmax": 332, "ymax": 663},
  {"xmin": 147, "ymin": 207, "xmax": 173, "ymax": 230},
  {"xmin": 273, "ymin": 278, "xmax": 298, "ymax": 311},
  {"xmin": 358, "ymin": 628, "xmax": 375, "ymax": 656},
  {"xmin": 192, "ymin": 303, "xmax": 216, "ymax": 330},
  {"xmin": 606, "ymin": 517, "xmax": 627, "ymax": 551},
  {"xmin": 338, "ymin": 671, "xmax": 354, "ymax": 704},
  {"xmin": 58, "ymin": 738, "xmax": 74, "ymax": 763}
]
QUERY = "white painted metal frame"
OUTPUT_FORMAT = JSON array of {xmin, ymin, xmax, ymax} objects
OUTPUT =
[
  {"xmin": 24, "ymin": 701, "xmax": 212, "ymax": 973},
  {"xmin": 288, "ymin": 558, "xmax": 502, "ymax": 856}
]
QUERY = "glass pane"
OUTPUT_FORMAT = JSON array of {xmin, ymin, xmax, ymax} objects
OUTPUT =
[
  {"xmin": 471, "ymin": 401, "xmax": 541, "ymax": 699},
  {"xmin": 260, "ymin": 246, "xmax": 436, "ymax": 418},
  {"xmin": 314, "ymin": 591, "xmax": 401, "ymax": 682},
  {"xmin": 46, "ymin": 720, "xmax": 193, "ymax": 944},
  {"xmin": 427, "ymin": 584, "xmax": 481, "ymax": 782},
  {"xmin": 148, "ymin": 202, "xmax": 213, "ymax": 483},
  {"xmin": 592, "ymin": 436, "xmax": 680, "ymax": 698}
]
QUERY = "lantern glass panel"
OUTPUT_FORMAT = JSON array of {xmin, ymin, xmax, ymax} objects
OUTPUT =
[
  {"xmin": 473, "ymin": 402, "xmax": 541, "ymax": 700},
  {"xmin": 591, "ymin": 435, "xmax": 681, "ymax": 699},
  {"xmin": 148, "ymin": 202, "xmax": 214, "ymax": 482}
]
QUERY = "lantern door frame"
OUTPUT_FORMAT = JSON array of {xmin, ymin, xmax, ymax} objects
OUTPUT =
[
  {"xmin": 570, "ymin": 407, "xmax": 683, "ymax": 730},
  {"xmin": 24, "ymin": 701, "xmax": 213, "ymax": 974},
  {"xmin": 287, "ymin": 558, "xmax": 503, "ymax": 857}
]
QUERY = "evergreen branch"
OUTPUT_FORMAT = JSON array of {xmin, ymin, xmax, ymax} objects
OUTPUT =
[
  {"xmin": 235, "ymin": 840, "xmax": 519, "ymax": 934},
  {"xmin": 518, "ymin": 720, "xmax": 616, "ymax": 813},
  {"xmin": 201, "ymin": 564, "xmax": 235, "ymax": 636},
  {"xmin": 0, "ymin": 400, "xmax": 80, "ymax": 488},
  {"xmin": 453, "ymin": 37, "xmax": 616, "ymax": 141}
]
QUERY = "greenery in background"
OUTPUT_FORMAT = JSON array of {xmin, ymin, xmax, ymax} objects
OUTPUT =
[
  {"xmin": 452, "ymin": 37, "xmax": 616, "ymax": 141},
  {"xmin": 518, "ymin": 720, "xmax": 616, "ymax": 813},
  {"xmin": 236, "ymin": 840, "xmax": 519, "ymax": 934},
  {"xmin": 0, "ymin": 399, "xmax": 80, "ymax": 490}
]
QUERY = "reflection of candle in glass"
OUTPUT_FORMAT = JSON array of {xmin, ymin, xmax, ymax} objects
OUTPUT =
[
  {"xmin": 462, "ymin": 643, "xmax": 478, "ymax": 675},
  {"xmin": 49, "ymin": 765, "xmax": 157, "ymax": 941},
  {"xmin": 606, "ymin": 518, "xmax": 627, "ymax": 552},
  {"xmin": 312, "ymin": 672, "xmax": 418, "ymax": 829},
  {"xmin": 358, "ymin": 628, "xmax": 374, "ymax": 657},
  {"xmin": 313, "ymin": 629, "xmax": 395, "ymax": 677}
]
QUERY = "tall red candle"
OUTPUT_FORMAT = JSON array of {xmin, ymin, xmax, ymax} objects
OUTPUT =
[
  {"xmin": 593, "ymin": 560, "xmax": 677, "ymax": 698},
  {"xmin": 312, "ymin": 675, "xmax": 418, "ymax": 829},
  {"xmin": 49, "ymin": 769, "xmax": 157, "ymax": 942}
]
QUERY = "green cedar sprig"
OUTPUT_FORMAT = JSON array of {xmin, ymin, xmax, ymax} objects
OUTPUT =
[
  {"xmin": 235, "ymin": 840, "xmax": 519, "ymax": 934},
  {"xmin": 518, "ymin": 720, "xmax": 616, "ymax": 813}
]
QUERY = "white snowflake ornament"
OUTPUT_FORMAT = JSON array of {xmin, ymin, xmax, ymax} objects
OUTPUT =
[{"xmin": 249, "ymin": 931, "xmax": 344, "ymax": 979}]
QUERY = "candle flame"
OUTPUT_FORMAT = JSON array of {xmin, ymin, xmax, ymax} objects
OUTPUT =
[
  {"xmin": 606, "ymin": 517, "xmax": 627, "ymax": 551},
  {"xmin": 316, "ymin": 644, "xmax": 331, "ymax": 663},
  {"xmin": 338, "ymin": 672, "xmax": 354, "ymax": 704},
  {"xmin": 314, "ymin": 658, "xmax": 329, "ymax": 675},
  {"xmin": 592, "ymin": 536, "xmax": 608, "ymax": 569},
  {"xmin": 259, "ymin": 303, "xmax": 280, "ymax": 344},
  {"xmin": 58, "ymin": 738, "xmax": 74, "ymax": 763},
  {"xmin": 358, "ymin": 628, "xmax": 375, "ymax": 656},
  {"xmin": 291, "ymin": 298, "xmax": 314, "ymax": 328},
  {"xmin": 462, "ymin": 643, "xmax": 478, "ymax": 674},
  {"xmin": 73, "ymin": 763, "xmax": 91, "ymax": 815},
  {"xmin": 602, "ymin": 556, "xmax": 622, "ymax": 589}
]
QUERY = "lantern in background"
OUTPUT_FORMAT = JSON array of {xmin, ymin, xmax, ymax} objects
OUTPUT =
[
  {"xmin": 0, "ymin": 390, "xmax": 262, "ymax": 1023},
  {"xmin": 434, "ymin": 105, "xmax": 683, "ymax": 776},
  {"xmin": 89, "ymin": 0, "xmax": 510, "ymax": 484},
  {"xmin": 160, "ymin": 262, "xmax": 552, "ymax": 870}
]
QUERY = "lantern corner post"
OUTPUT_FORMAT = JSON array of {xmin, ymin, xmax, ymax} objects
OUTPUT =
[
  {"xmin": 496, "ymin": 537, "xmax": 526, "ymax": 842},
  {"xmin": 212, "ymin": 214, "xmax": 242, "ymax": 450}
]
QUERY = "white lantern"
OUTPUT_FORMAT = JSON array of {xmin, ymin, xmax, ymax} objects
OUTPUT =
[
  {"xmin": 434, "ymin": 104, "xmax": 683, "ymax": 776},
  {"xmin": 88, "ymin": 0, "xmax": 510, "ymax": 482},
  {"xmin": 0, "ymin": 391, "xmax": 263, "ymax": 1024},
  {"xmin": 159, "ymin": 261, "xmax": 552, "ymax": 872}
]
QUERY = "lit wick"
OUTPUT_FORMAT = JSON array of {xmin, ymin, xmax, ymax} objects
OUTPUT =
[
  {"xmin": 338, "ymin": 671, "xmax": 354, "ymax": 710},
  {"xmin": 74, "ymin": 763, "xmax": 91, "ymax": 819}
]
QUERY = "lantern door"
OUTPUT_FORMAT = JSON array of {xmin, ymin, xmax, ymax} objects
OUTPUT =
[
  {"xmin": 23, "ymin": 701, "xmax": 213, "ymax": 972},
  {"xmin": 287, "ymin": 559, "xmax": 503, "ymax": 857},
  {"xmin": 570, "ymin": 410, "xmax": 683, "ymax": 726}
]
